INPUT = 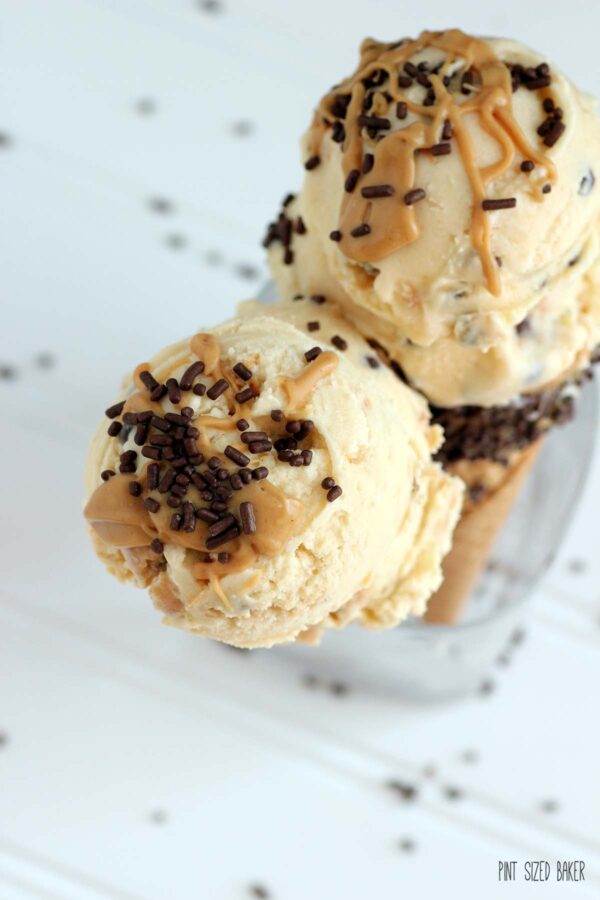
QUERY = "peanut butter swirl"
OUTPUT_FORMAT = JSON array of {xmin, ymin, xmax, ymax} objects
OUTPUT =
[{"xmin": 309, "ymin": 29, "xmax": 559, "ymax": 296}]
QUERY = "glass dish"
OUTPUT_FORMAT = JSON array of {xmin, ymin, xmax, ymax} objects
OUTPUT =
[{"xmin": 259, "ymin": 283, "xmax": 598, "ymax": 700}]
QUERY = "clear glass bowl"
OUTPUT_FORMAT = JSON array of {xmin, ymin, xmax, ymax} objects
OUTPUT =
[{"xmin": 260, "ymin": 283, "xmax": 598, "ymax": 700}]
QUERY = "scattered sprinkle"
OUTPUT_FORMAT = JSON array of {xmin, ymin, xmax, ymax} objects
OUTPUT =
[{"xmin": 386, "ymin": 780, "xmax": 418, "ymax": 802}]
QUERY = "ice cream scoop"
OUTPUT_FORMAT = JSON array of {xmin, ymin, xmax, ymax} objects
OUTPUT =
[
  {"xmin": 84, "ymin": 300, "xmax": 462, "ymax": 648},
  {"xmin": 266, "ymin": 29, "xmax": 600, "ymax": 408}
]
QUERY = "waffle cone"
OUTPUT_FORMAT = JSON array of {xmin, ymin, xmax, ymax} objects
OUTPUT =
[{"xmin": 424, "ymin": 440, "xmax": 543, "ymax": 624}]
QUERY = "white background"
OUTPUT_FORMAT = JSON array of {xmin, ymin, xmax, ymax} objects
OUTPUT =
[{"xmin": 1, "ymin": 1, "xmax": 600, "ymax": 898}]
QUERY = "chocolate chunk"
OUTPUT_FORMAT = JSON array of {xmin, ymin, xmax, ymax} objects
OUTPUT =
[{"xmin": 579, "ymin": 169, "xmax": 595, "ymax": 196}]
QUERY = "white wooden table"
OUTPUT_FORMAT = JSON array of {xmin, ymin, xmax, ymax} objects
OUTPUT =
[{"xmin": 1, "ymin": 2, "xmax": 599, "ymax": 897}]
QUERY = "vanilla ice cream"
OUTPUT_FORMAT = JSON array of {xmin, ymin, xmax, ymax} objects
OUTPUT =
[
  {"xmin": 84, "ymin": 300, "xmax": 463, "ymax": 648},
  {"xmin": 266, "ymin": 29, "xmax": 600, "ymax": 407}
]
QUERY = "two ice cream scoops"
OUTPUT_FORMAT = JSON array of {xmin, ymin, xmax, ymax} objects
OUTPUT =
[{"xmin": 85, "ymin": 27, "xmax": 600, "ymax": 643}]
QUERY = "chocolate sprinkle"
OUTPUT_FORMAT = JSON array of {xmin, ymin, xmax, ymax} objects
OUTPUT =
[
  {"xmin": 101, "ymin": 469, "xmax": 115, "ymax": 481},
  {"xmin": 180, "ymin": 361, "xmax": 204, "ymax": 391},
  {"xmin": 139, "ymin": 370, "xmax": 159, "ymax": 392},
  {"xmin": 247, "ymin": 440, "xmax": 273, "ymax": 454},
  {"xmin": 542, "ymin": 119, "xmax": 565, "ymax": 147},
  {"xmin": 305, "ymin": 346, "xmax": 322, "ymax": 362},
  {"xmin": 105, "ymin": 401, "xmax": 125, "ymax": 419},
  {"xmin": 206, "ymin": 525, "xmax": 241, "ymax": 550},
  {"xmin": 482, "ymin": 197, "xmax": 516, "ymax": 210},
  {"xmin": 206, "ymin": 378, "xmax": 229, "ymax": 400},
  {"xmin": 304, "ymin": 155, "xmax": 321, "ymax": 170},
  {"xmin": 225, "ymin": 445, "xmax": 250, "ymax": 467},
  {"xmin": 345, "ymin": 169, "xmax": 360, "ymax": 193},
  {"xmin": 241, "ymin": 432, "xmax": 268, "ymax": 444},
  {"xmin": 357, "ymin": 114, "xmax": 391, "ymax": 131},
  {"xmin": 351, "ymin": 223, "xmax": 371, "ymax": 237},
  {"xmin": 431, "ymin": 370, "xmax": 597, "ymax": 465},
  {"xmin": 327, "ymin": 485, "xmax": 342, "ymax": 502},
  {"xmin": 441, "ymin": 119, "xmax": 453, "ymax": 140},
  {"xmin": 386, "ymin": 780, "xmax": 418, "ymax": 802},
  {"xmin": 240, "ymin": 501, "xmax": 256, "ymax": 534},
  {"xmin": 329, "ymin": 230, "xmax": 342, "ymax": 241},
  {"xmin": 197, "ymin": 508, "xmax": 220, "ymax": 524},
  {"xmin": 147, "ymin": 463, "xmax": 160, "ymax": 490},
  {"xmin": 331, "ymin": 335, "xmax": 348, "ymax": 351},
  {"xmin": 361, "ymin": 184, "xmax": 395, "ymax": 198},
  {"xmin": 404, "ymin": 188, "xmax": 426, "ymax": 205},
  {"xmin": 235, "ymin": 386, "xmax": 254, "ymax": 404},
  {"xmin": 166, "ymin": 378, "xmax": 181, "ymax": 404},
  {"xmin": 107, "ymin": 421, "xmax": 122, "ymax": 437},
  {"xmin": 362, "ymin": 153, "xmax": 374, "ymax": 174},
  {"xmin": 182, "ymin": 502, "xmax": 196, "ymax": 532},
  {"xmin": 233, "ymin": 362, "xmax": 252, "ymax": 381}
]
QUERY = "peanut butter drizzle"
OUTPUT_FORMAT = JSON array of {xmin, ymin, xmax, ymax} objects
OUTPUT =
[
  {"xmin": 281, "ymin": 351, "xmax": 339, "ymax": 411},
  {"xmin": 123, "ymin": 391, "xmax": 164, "ymax": 417},
  {"xmin": 84, "ymin": 474, "xmax": 155, "ymax": 548},
  {"xmin": 133, "ymin": 362, "xmax": 152, "ymax": 390},
  {"xmin": 310, "ymin": 29, "xmax": 557, "ymax": 296},
  {"xmin": 191, "ymin": 479, "xmax": 305, "ymax": 582},
  {"xmin": 86, "ymin": 330, "xmax": 309, "ymax": 595},
  {"xmin": 190, "ymin": 333, "xmax": 221, "ymax": 375}
]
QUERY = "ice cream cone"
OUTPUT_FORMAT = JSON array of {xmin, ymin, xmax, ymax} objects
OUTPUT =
[{"xmin": 424, "ymin": 441, "xmax": 543, "ymax": 624}]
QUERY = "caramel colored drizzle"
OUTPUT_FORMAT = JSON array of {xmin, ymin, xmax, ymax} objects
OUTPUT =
[
  {"xmin": 191, "ymin": 479, "xmax": 305, "ymax": 582},
  {"xmin": 86, "ymin": 330, "xmax": 312, "ymax": 600},
  {"xmin": 310, "ymin": 29, "xmax": 557, "ymax": 295},
  {"xmin": 190, "ymin": 333, "xmax": 221, "ymax": 375},
  {"xmin": 84, "ymin": 473, "xmax": 155, "ymax": 548},
  {"xmin": 281, "ymin": 351, "xmax": 339, "ymax": 410},
  {"xmin": 123, "ymin": 391, "xmax": 164, "ymax": 417},
  {"xmin": 133, "ymin": 362, "xmax": 153, "ymax": 391}
]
